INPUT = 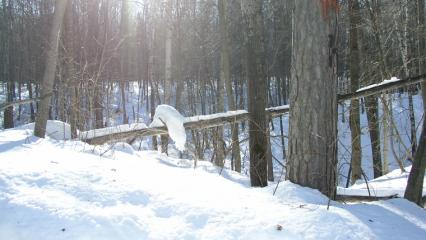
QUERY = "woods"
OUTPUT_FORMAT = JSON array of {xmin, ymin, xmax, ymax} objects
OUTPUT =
[{"xmin": 0, "ymin": 0, "xmax": 425, "ymax": 206}]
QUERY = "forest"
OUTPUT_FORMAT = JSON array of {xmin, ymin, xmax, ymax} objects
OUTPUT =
[{"xmin": 0, "ymin": 0, "xmax": 425, "ymax": 238}]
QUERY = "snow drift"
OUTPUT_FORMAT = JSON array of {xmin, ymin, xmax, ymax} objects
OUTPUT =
[{"xmin": 150, "ymin": 105, "xmax": 186, "ymax": 151}]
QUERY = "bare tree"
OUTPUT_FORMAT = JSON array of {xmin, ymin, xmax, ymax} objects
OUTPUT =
[
  {"xmin": 241, "ymin": 0, "xmax": 268, "ymax": 187},
  {"xmin": 34, "ymin": 0, "xmax": 68, "ymax": 138},
  {"xmin": 349, "ymin": 0, "xmax": 362, "ymax": 184}
]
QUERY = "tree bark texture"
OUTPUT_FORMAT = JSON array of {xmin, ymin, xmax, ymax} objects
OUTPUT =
[
  {"xmin": 34, "ymin": 0, "xmax": 68, "ymax": 138},
  {"xmin": 287, "ymin": 0, "xmax": 338, "ymax": 198},
  {"xmin": 348, "ymin": 0, "xmax": 362, "ymax": 184},
  {"xmin": 241, "ymin": 0, "xmax": 268, "ymax": 187}
]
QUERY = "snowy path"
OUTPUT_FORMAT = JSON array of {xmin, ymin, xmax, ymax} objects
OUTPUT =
[{"xmin": 0, "ymin": 128, "xmax": 425, "ymax": 239}]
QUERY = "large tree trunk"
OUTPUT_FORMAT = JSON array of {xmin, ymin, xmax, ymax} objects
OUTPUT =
[
  {"xmin": 241, "ymin": 0, "xmax": 268, "ymax": 187},
  {"xmin": 287, "ymin": 0, "xmax": 338, "ymax": 198},
  {"xmin": 34, "ymin": 0, "xmax": 68, "ymax": 138},
  {"xmin": 348, "ymin": 0, "xmax": 362, "ymax": 184}
]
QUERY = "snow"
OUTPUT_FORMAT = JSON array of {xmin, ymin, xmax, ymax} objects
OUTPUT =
[
  {"xmin": 266, "ymin": 105, "xmax": 290, "ymax": 112},
  {"xmin": 0, "ymin": 126, "xmax": 425, "ymax": 239},
  {"xmin": 17, "ymin": 120, "xmax": 73, "ymax": 140},
  {"xmin": 150, "ymin": 105, "xmax": 186, "ymax": 151},
  {"xmin": 356, "ymin": 77, "xmax": 401, "ymax": 92},
  {"xmin": 80, "ymin": 123, "xmax": 148, "ymax": 140},
  {"xmin": 185, "ymin": 110, "xmax": 248, "ymax": 122},
  {"xmin": 337, "ymin": 166, "xmax": 426, "ymax": 197}
]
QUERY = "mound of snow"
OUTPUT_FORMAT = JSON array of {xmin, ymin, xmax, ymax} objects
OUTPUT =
[
  {"xmin": 270, "ymin": 181, "xmax": 330, "ymax": 205},
  {"xmin": 18, "ymin": 120, "xmax": 72, "ymax": 140},
  {"xmin": 337, "ymin": 166, "xmax": 426, "ymax": 197},
  {"xmin": 150, "ymin": 105, "xmax": 186, "ymax": 151},
  {"xmin": 111, "ymin": 142, "xmax": 135, "ymax": 155}
]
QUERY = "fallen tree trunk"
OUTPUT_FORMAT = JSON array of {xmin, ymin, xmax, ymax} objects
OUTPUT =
[
  {"xmin": 335, "ymin": 194, "xmax": 398, "ymax": 202},
  {"xmin": 0, "ymin": 93, "xmax": 52, "ymax": 111},
  {"xmin": 81, "ymin": 108, "xmax": 289, "ymax": 145},
  {"xmin": 337, "ymin": 74, "xmax": 426, "ymax": 101},
  {"xmin": 82, "ymin": 74, "xmax": 425, "ymax": 145}
]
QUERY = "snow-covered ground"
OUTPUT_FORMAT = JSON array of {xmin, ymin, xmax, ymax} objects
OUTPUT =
[
  {"xmin": 337, "ymin": 166, "xmax": 425, "ymax": 198},
  {"xmin": 0, "ymin": 124, "xmax": 425, "ymax": 239}
]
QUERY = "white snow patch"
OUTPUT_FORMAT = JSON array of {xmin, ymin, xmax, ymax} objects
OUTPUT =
[
  {"xmin": 17, "ymin": 120, "xmax": 72, "ymax": 140},
  {"xmin": 185, "ymin": 110, "xmax": 248, "ymax": 122},
  {"xmin": 357, "ymin": 77, "xmax": 400, "ymax": 92},
  {"xmin": 337, "ymin": 166, "xmax": 426, "ymax": 197},
  {"xmin": 270, "ymin": 181, "xmax": 330, "ymax": 205},
  {"xmin": 266, "ymin": 105, "xmax": 290, "ymax": 112},
  {"xmin": 150, "ymin": 105, "xmax": 186, "ymax": 151}
]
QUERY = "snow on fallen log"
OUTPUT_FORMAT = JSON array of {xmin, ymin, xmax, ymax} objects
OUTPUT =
[
  {"xmin": 81, "ymin": 123, "xmax": 148, "ymax": 139},
  {"xmin": 80, "ymin": 123, "xmax": 150, "ymax": 144},
  {"xmin": 184, "ymin": 110, "xmax": 249, "ymax": 129},
  {"xmin": 338, "ymin": 73, "xmax": 426, "ymax": 101},
  {"xmin": 266, "ymin": 105, "xmax": 290, "ymax": 117},
  {"xmin": 356, "ymin": 77, "xmax": 400, "ymax": 92},
  {"xmin": 81, "ymin": 107, "xmax": 288, "ymax": 145},
  {"xmin": 149, "ymin": 105, "xmax": 186, "ymax": 151}
]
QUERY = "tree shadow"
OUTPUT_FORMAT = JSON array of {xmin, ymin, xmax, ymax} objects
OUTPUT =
[{"xmin": 337, "ymin": 199, "xmax": 426, "ymax": 239}]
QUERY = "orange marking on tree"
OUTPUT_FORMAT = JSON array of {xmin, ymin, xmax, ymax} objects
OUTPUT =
[{"xmin": 320, "ymin": 0, "xmax": 340, "ymax": 19}]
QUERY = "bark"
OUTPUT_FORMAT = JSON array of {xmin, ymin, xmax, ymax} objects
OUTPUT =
[
  {"xmin": 64, "ymin": 0, "xmax": 78, "ymax": 138},
  {"xmin": 348, "ymin": 0, "xmax": 362, "ymax": 184},
  {"xmin": 404, "ymin": 119, "xmax": 426, "ymax": 206},
  {"xmin": 34, "ymin": 0, "xmax": 68, "ymax": 138},
  {"xmin": 164, "ymin": 0, "xmax": 173, "ymax": 105},
  {"xmin": 2, "ymin": 0, "xmax": 13, "ymax": 129},
  {"xmin": 120, "ymin": 0, "xmax": 129, "ymax": 125},
  {"xmin": 216, "ymin": 0, "xmax": 234, "ymax": 168},
  {"xmin": 366, "ymin": 97, "xmax": 383, "ymax": 178},
  {"xmin": 287, "ymin": 0, "xmax": 338, "ymax": 198},
  {"xmin": 241, "ymin": 0, "xmax": 268, "ymax": 187},
  {"xmin": 161, "ymin": 0, "xmax": 174, "ymax": 154},
  {"xmin": 87, "ymin": 0, "xmax": 103, "ymax": 129}
]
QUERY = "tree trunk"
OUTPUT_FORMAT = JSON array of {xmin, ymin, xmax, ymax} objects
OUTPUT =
[
  {"xmin": 348, "ymin": 0, "xmax": 362, "ymax": 185},
  {"xmin": 2, "ymin": 0, "xmax": 13, "ymax": 129},
  {"xmin": 64, "ymin": 0, "xmax": 78, "ymax": 138},
  {"xmin": 34, "ymin": 0, "xmax": 68, "ymax": 138},
  {"xmin": 287, "ymin": 0, "xmax": 338, "ymax": 198},
  {"xmin": 365, "ymin": 0, "xmax": 387, "ymax": 178},
  {"xmin": 241, "ymin": 0, "xmax": 268, "ymax": 187},
  {"xmin": 161, "ymin": 0, "xmax": 173, "ymax": 154},
  {"xmin": 404, "ymin": 119, "xmax": 426, "ymax": 206}
]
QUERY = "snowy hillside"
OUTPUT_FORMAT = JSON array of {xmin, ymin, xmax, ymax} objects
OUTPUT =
[{"xmin": 0, "ymin": 124, "xmax": 425, "ymax": 239}]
